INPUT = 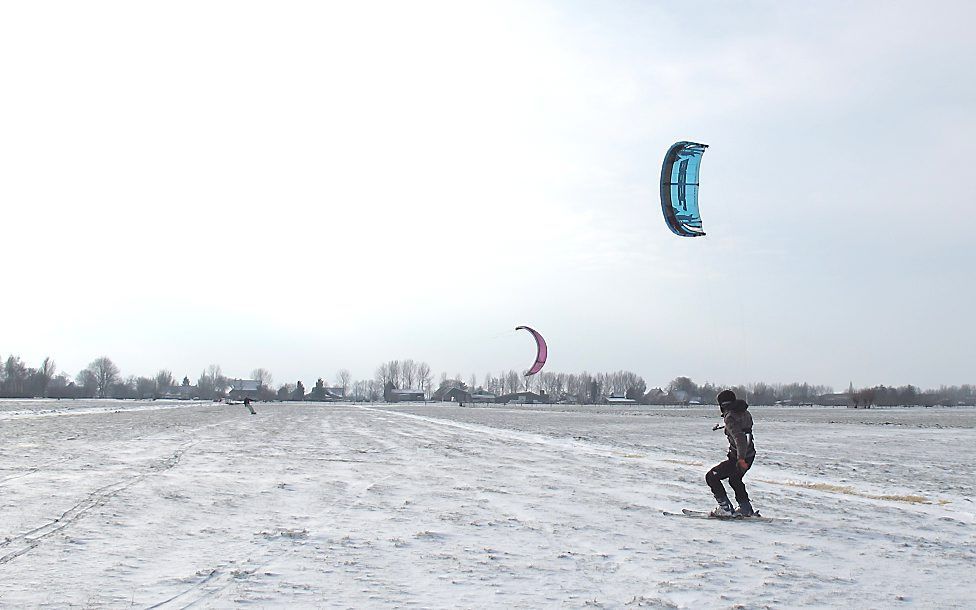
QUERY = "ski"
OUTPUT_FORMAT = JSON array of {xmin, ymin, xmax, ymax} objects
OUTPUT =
[{"xmin": 662, "ymin": 509, "xmax": 791, "ymax": 523}]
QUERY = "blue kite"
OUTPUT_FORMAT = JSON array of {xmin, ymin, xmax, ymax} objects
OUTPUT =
[{"xmin": 660, "ymin": 141, "xmax": 708, "ymax": 237}]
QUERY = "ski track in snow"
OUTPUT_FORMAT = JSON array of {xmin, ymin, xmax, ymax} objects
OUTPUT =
[{"xmin": 0, "ymin": 400, "xmax": 973, "ymax": 608}]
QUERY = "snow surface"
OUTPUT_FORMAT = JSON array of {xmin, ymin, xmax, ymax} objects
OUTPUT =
[{"xmin": 1, "ymin": 400, "xmax": 974, "ymax": 608}]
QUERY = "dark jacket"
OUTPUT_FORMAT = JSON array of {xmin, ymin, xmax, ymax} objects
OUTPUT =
[{"xmin": 722, "ymin": 399, "xmax": 756, "ymax": 461}]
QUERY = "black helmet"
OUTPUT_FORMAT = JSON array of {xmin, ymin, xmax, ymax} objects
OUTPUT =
[
  {"xmin": 717, "ymin": 389, "xmax": 736, "ymax": 405},
  {"xmin": 717, "ymin": 390, "xmax": 736, "ymax": 413}
]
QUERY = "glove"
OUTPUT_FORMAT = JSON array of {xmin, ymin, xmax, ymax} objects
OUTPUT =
[{"xmin": 737, "ymin": 458, "xmax": 749, "ymax": 472}]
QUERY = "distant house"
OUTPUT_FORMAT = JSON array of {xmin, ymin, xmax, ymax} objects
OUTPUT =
[
  {"xmin": 669, "ymin": 390, "xmax": 702, "ymax": 405},
  {"xmin": 443, "ymin": 387, "xmax": 471, "ymax": 404},
  {"xmin": 776, "ymin": 398, "xmax": 816, "ymax": 406},
  {"xmin": 384, "ymin": 382, "xmax": 425, "ymax": 402},
  {"xmin": 325, "ymin": 386, "xmax": 345, "ymax": 399},
  {"xmin": 439, "ymin": 388, "xmax": 495, "ymax": 404},
  {"xmin": 162, "ymin": 385, "xmax": 196, "ymax": 400},
  {"xmin": 557, "ymin": 394, "xmax": 584, "ymax": 404},
  {"xmin": 228, "ymin": 379, "xmax": 261, "ymax": 400},
  {"xmin": 433, "ymin": 380, "xmax": 466, "ymax": 402},
  {"xmin": 818, "ymin": 393, "xmax": 852, "ymax": 407},
  {"xmin": 388, "ymin": 389, "xmax": 425, "ymax": 402},
  {"xmin": 607, "ymin": 394, "xmax": 637, "ymax": 405},
  {"xmin": 470, "ymin": 391, "xmax": 497, "ymax": 403},
  {"xmin": 642, "ymin": 388, "xmax": 669, "ymax": 404},
  {"xmin": 307, "ymin": 385, "xmax": 345, "ymax": 402},
  {"xmin": 497, "ymin": 391, "xmax": 546, "ymax": 405}
]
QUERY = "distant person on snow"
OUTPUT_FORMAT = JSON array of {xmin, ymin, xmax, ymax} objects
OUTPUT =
[
  {"xmin": 706, "ymin": 390, "xmax": 756, "ymax": 517},
  {"xmin": 244, "ymin": 396, "xmax": 256, "ymax": 415}
]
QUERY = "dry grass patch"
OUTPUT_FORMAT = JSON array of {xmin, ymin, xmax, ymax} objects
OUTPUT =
[{"xmin": 758, "ymin": 479, "xmax": 948, "ymax": 505}]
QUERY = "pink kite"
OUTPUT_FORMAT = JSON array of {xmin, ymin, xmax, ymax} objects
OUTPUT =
[{"xmin": 515, "ymin": 325, "xmax": 548, "ymax": 376}]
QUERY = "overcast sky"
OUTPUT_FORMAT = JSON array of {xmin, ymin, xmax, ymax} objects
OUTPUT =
[{"xmin": 2, "ymin": 1, "xmax": 974, "ymax": 391}]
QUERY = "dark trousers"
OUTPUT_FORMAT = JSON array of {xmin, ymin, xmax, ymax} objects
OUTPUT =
[{"xmin": 706, "ymin": 456, "xmax": 753, "ymax": 504}]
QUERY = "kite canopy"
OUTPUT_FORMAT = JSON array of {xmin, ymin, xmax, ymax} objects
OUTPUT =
[
  {"xmin": 515, "ymin": 325, "xmax": 547, "ymax": 376},
  {"xmin": 660, "ymin": 141, "xmax": 708, "ymax": 237}
]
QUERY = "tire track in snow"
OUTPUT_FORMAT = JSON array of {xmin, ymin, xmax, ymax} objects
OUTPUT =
[
  {"xmin": 144, "ymin": 474, "xmax": 400, "ymax": 609},
  {"xmin": 0, "ymin": 477, "xmax": 143, "ymax": 565},
  {"xmin": 144, "ymin": 409, "xmax": 401, "ymax": 609},
  {"xmin": 0, "ymin": 441, "xmax": 197, "ymax": 566},
  {"xmin": 0, "ymin": 456, "xmax": 78, "ymax": 486},
  {"xmin": 0, "ymin": 413, "xmax": 229, "ymax": 488}
]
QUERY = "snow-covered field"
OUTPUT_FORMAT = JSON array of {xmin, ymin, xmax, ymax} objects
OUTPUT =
[{"xmin": 1, "ymin": 400, "xmax": 973, "ymax": 608}]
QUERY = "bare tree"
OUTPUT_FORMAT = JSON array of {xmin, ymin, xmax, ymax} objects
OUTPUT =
[
  {"xmin": 401, "ymin": 359, "xmax": 417, "ymax": 389},
  {"xmin": 3, "ymin": 356, "xmax": 29, "ymax": 396},
  {"xmin": 351, "ymin": 379, "xmax": 364, "ymax": 400},
  {"xmin": 538, "ymin": 371, "xmax": 559, "ymax": 397},
  {"xmin": 417, "ymin": 362, "xmax": 432, "ymax": 398},
  {"xmin": 505, "ymin": 370, "xmax": 521, "ymax": 395},
  {"xmin": 197, "ymin": 369, "xmax": 214, "ymax": 399},
  {"xmin": 47, "ymin": 373, "xmax": 72, "ymax": 398},
  {"xmin": 75, "ymin": 369, "xmax": 97, "ymax": 398},
  {"xmin": 114, "ymin": 375, "xmax": 137, "ymax": 399},
  {"xmin": 38, "ymin": 357, "xmax": 56, "ymax": 397},
  {"xmin": 337, "ymin": 369, "xmax": 351, "ymax": 397},
  {"xmin": 366, "ymin": 380, "xmax": 381, "ymax": 402},
  {"xmin": 84, "ymin": 357, "xmax": 120, "ymax": 398},
  {"xmin": 252, "ymin": 368, "xmax": 273, "ymax": 389},
  {"xmin": 668, "ymin": 376, "xmax": 697, "ymax": 395},
  {"xmin": 207, "ymin": 364, "xmax": 228, "ymax": 396},
  {"xmin": 155, "ymin": 370, "xmax": 174, "ymax": 394},
  {"xmin": 387, "ymin": 360, "xmax": 401, "ymax": 388},
  {"xmin": 135, "ymin": 376, "xmax": 156, "ymax": 398},
  {"xmin": 375, "ymin": 363, "xmax": 391, "ymax": 388}
]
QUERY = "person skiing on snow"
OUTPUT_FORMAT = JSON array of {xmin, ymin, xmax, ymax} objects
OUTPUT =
[
  {"xmin": 244, "ymin": 396, "xmax": 256, "ymax": 415},
  {"xmin": 706, "ymin": 390, "xmax": 756, "ymax": 517}
]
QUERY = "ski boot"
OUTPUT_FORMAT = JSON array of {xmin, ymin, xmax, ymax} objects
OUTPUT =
[
  {"xmin": 709, "ymin": 496, "xmax": 735, "ymax": 517},
  {"xmin": 734, "ymin": 499, "xmax": 755, "ymax": 517}
]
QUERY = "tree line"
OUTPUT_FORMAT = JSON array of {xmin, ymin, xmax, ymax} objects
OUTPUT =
[
  {"xmin": 1, "ymin": 352, "xmax": 973, "ymax": 406},
  {"xmin": 848, "ymin": 383, "xmax": 976, "ymax": 408}
]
